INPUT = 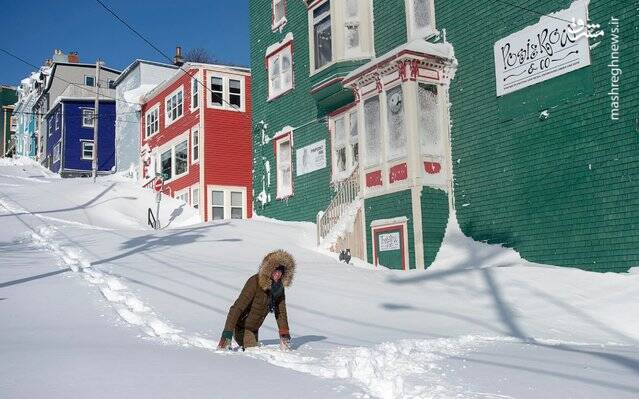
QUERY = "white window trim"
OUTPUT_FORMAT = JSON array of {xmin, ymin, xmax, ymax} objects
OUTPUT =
[
  {"xmin": 329, "ymin": 107, "xmax": 359, "ymax": 182},
  {"xmin": 207, "ymin": 73, "xmax": 246, "ymax": 112},
  {"xmin": 308, "ymin": 0, "xmax": 374, "ymax": 76},
  {"xmin": 52, "ymin": 142, "xmax": 61, "ymax": 163},
  {"xmin": 80, "ymin": 140, "xmax": 94, "ymax": 160},
  {"xmin": 144, "ymin": 104, "xmax": 160, "ymax": 139},
  {"xmin": 272, "ymin": 0, "xmax": 287, "ymax": 31},
  {"xmin": 174, "ymin": 188, "xmax": 190, "ymax": 204},
  {"xmin": 191, "ymin": 124, "xmax": 200, "ymax": 163},
  {"xmin": 274, "ymin": 131, "xmax": 294, "ymax": 199},
  {"xmin": 164, "ymin": 85, "xmax": 185, "ymax": 127},
  {"xmin": 190, "ymin": 72, "xmax": 201, "ymax": 112},
  {"xmin": 405, "ymin": 0, "xmax": 438, "ymax": 41},
  {"xmin": 266, "ymin": 39, "xmax": 294, "ymax": 101},
  {"xmin": 191, "ymin": 184, "xmax": 200, "ymax": 209},
  {"xmin": 81, "ymin": 108, "xmax": 95, "ymax": 128},
  {"xmin": 207, "ymin": 185, "xmax": 247, "ymax": 220},
  {"xmin": 155, "ymin": 131, "xmax": 190, "ymax": 183}
]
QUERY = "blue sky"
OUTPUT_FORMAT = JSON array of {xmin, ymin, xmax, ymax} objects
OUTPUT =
[{"xmin": 0, "ymin": 0, "xmax": 250, "ymax": 85}]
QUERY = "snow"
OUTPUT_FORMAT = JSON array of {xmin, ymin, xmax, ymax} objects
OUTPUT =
[
  {"xmin": 266, "ymin": 32, "xmax": 294, "ymax": 56},
  {"xmin": 1, "ymin": 159, "xmax": 638, "ymax": 399}
]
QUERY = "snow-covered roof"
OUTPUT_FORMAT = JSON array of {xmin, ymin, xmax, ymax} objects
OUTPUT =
[
  {"xmin": 112, "ymin": 59, "xmax": 178, "ymax": 87},
  {"xmin": 343, "ymin": 39, "xmax": 455, "ymax": 85}
]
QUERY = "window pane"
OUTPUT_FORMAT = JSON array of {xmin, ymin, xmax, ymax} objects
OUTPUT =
[
  {"xmin": 161, "ymin": 149, "xmax": 172, "ymax": 179},
  {"xmin": 413, "ymin": 0, "xmax": 432, "ymax": 30},
  {"xmin": 351, "ymin": 143, "xmax": 359, "ymax": 165},
  {"xmin": 231, "ymin": 191, "xmax": 242, "ymax": 207},
  {"xmin": 192, "ymin": 188, "xmax": 199, "ymax": 208},
  {"xmin": 337, "ymin": 147, "xmax": 346, "ymax": 172},
  {"xmin": 231, "ymin": 207, "xmax": 243, "ymax": 219},
  {"xmin": 349, "ymin": 111, "xmax": 358, "ymax": 142},
  {"xmin": 175, "ymin": 141, "xmax": 188, "ymax": 175},
  {"xmin": 212, "ymin": 207, "xmax": 224, "ymax": 220},
  {"xmin": 85, "ymin": 76, "xmax": 95, "ymax": 86},
  {"xmin": 229, "ymin": 79, "xmax": 241, "ymax": 108},
  {"xmin": 364, "ymin": 96, "xmax": 381, "ymax": 167},
  {"xmin": 212, "ymin": 190, "xmax": 224, "ymax": 206},
  {"xmin": 386, "ymin": 85, "xmax": 407, "ymax": 159},
  {"xmin": 334, "ymin": 117, "xmax": 346, "ymax": 147},
  {"xmin": 211, "ymin": 77, "xmax": 223, "ymax": 106},
  {"xmin": 418, "ymin": 83, "xmax": 441, "ymax": 154},
  {"xmin": 280, "ymin": 140, "xmax": 291, "ymax": 162},
  {"xmin": 229, "ymin": 79, "xmax": 241, "ymax": 94},
  {"xmin": 274, "ymin": 0, "xmax": 285, "ymax": 22},
  {"xmin": 314, "ymin": 16, "xmax": 332, "ymax": 69}
]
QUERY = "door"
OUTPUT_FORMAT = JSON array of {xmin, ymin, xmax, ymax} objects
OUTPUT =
[{"xmin": 373, "ymin": 226, "xmax": 405, "ymax": 270}]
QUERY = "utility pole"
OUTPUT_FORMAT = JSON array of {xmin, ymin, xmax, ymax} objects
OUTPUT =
[{"xmin": 92, "ymin": 59, "xmax": 101, "ymax": 182}]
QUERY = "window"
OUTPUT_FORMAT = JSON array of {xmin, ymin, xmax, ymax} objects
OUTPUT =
[
  {"xmin": 344, "ymin": 0, "xmax": 360, "ymax": 56},
  {"xmin": 406, "ymin": 0, "xmax": 436, "ymax": 40},
  {"xmin": 418, "ymin": 83, "xmax": 442, "ymax": 155},
  {"xmin": 231, "ymin": 191, "xmax": 243, "ymax": 219},
  {"xmin": 191, "ymin": 125, "xmax": 199, "ymax": 163},
  {"xmin": 191, "ymin": 186, "xmax": 200, "ymax": 209},
  {"xmin": 312, "ymin": 1, "xmax": 332, "ymax": 70},
  {"xmin": 145, "ymin": 106, "xmax": 159, "ymax": 138},
  {"xmin": 267, "ymin": 42, "xmax": 293, "ymax": 100},
  {"xmin": 53, "ymin": 142, "xmax": 60, "ymax": 163},
  {"xmin": 82, "ymin": 109, "xmax": 95, "ymax": 128},
  {"xmin": 108, "ymin": 80, "xmax": 116, "ymax": 90},
  {"xmin": 156, "ymin": 137, "xmax": 189, "ymax": 181},
  {"xmin": 208, "ymin": 186, "xmax": 246, "ymax": 220},
  {"xmin": 208, "ymin": 74, "xmax": 245, "ymax": 111},
  {"xmin": 81, "ymin": 141, "xmax": 94, "ymax": 160},
  {"xmin": 331, "ymin": 109, "xmax": 359, "ymax": 181},
  {"xmin": 165, "ymin": 87, "xmax": 184, "ymax": 126},
  {"xmin": 161, "ymin": 148, "xmax": 172, "ymax": 180},
  {"xmin": 55, "ymin": 111, "xmax": 60, "ymax": 130},
  {"xmin": 363, "ymin": 96, "xmax": 381, "ymax": 167},
  {"xmin": 191, "ymin": 76, "xmax": 199, "ymax": 110},
  {"xmin": 272, "ymin": 0, "xmax": 286, "ymax": 30},
  {"xmin": 175, "ymin": 140, "xmax": 188, "ymax": 176},
  {"xmin": 10, "ymin": 116, "xmax": 17, "ymax": 132},
  {"xmin": 85, "ymin": 76, "xmax": 95, "ymax": 87},
  {"xmin": 210, "ymin": 77, "xmax": 223, "ymax": 106},
  {"xmin": 48, "ymin": 120, "xmax": 52, "ymax": 136},
  {"xmin": 386, "ymin": 85, "xmax": 407, "ymax": 160},
  {"xmin": 175, "ymin": 190, "xmax": 189, "ymax": 204},
  {"xmin": 275, "ymin": 134, "xmax": 293, "ymax": 198},
  {"xmin": 211, "ymin": 190, "xmax": 224, "ymax": 220}
]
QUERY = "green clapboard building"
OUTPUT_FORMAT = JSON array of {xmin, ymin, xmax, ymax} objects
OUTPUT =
[
  {"xmin": 249, "ymin": 0, "xmax": 637, "ymax": 272},
  {"xmin": 1, "ymin": 86, "xmax": 18, "ymax": 157}
]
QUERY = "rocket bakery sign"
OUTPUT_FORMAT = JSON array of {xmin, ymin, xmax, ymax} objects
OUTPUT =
[{"xmin": 494, "ymin": 0, "xmax": 591, "ymax": 96}]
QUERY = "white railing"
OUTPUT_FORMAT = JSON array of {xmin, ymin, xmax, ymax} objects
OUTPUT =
[{"xmin": 316, "ymin": 167, "xmax": 360, "ymax": 245}]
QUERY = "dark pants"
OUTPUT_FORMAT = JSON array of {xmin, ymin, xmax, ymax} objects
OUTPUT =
[{"xmin": 234, "ymin": 326, "xmax": 259, "ymax": 348}]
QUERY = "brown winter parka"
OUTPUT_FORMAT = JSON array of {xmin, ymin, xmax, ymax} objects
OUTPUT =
[{"xmin": 223, "ymin": 250, "xmax": 296, "ymax": 335}]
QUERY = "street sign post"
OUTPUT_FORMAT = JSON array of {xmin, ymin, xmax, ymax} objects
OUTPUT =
[{"xmin": 154, "ymin": 176, "xmax": 163, "ymax": 229}]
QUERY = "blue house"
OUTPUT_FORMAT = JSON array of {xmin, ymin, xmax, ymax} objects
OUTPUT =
[{"xmin": 45, "ymin": 98, "xmax": 116, "ymax": 176}]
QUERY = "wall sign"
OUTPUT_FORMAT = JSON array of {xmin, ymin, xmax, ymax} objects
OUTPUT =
[
  {"xmin": 494, "ymin": 0, "xmax": 591, "ymax": 96},
  {"xmin": 379, "ymin": 232, "xmax": 401, "ymax": 251},
  {"xmin": 296, "ymin": 140, "xmax": 326, "ymax": 176}
]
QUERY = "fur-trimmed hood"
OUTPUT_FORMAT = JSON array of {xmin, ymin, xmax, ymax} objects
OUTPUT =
[{"xmin": 257, "ymin": 250, "xmax": 296, "ymax": 290}]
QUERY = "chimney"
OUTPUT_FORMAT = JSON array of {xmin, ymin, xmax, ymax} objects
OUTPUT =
[
  {"xmin": 68, "ymin": 52, "xmax": 80, "ymax": 63},
  {"xmin": 173, "ymin": 46, "xmax": 184, "ymax": 66}
]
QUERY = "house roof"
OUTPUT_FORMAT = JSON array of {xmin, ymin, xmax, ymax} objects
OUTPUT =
[{"xmin": 112, "ymin": 59, "xmax": 179, "ymax": 87}]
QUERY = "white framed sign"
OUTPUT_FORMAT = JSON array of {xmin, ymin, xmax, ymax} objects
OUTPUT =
[
  {"xmin": 379, "ymin": 232, "xmax": 401, "ymax": 251},
  {"xmin": 296, "ymin": 140, "xmax": 326, "ymax": 176},
  {"xmin": 494, "ymin": 0, "xmax": 591, "ymax": 96}
]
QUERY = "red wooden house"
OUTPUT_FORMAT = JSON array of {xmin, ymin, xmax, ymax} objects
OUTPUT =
[{"xmin": 139, "ymin": 63, "xmax": 252, "ymax": 222}]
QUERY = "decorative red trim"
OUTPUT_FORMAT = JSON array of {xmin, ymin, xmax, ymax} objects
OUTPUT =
[
  {"xmin": 372, "ymin": 224, "xmax": 407, "ymax": 271},
  {"xmin": 343, "ymin": 49, "xmax": 447, "ymax": 85},
  {"xmin": 310, "ymin": 77, "xmax": 344, "ymax": 94},
  {"xmin": 366, "ymin": 170, "xmax": 382, "ymax": 187},
  {"xmin": 328, "ymin": 102, "xmax": 357, "ymax": 117},
  {"xmin": 424, "ymin": 161, "xmax": 441, "ymax": 174},
  {"xmin": 389, "ymin": 163, "xmax": 408, "ymax": 183},
  {"xmin": 265, "ymin": 40, "xmax": 294, "ymax": 69},
  {"xmin": 418, "ymin": 68, "xmax": 440, "ymax": 81},
  {"xmin": 306, "ymin": 0, "xmax": 326, "ymax": 10}
]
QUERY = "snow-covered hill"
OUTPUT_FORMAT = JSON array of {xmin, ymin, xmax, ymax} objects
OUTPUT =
[{"xmin": 1, "ymin": 158, "xmax": 638, "ymax": 399}]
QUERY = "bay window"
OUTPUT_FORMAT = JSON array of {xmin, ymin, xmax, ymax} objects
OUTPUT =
[
  {"xmin": 418, "ymin": 83, "xmax": 442, "ymax": 154},
  {"xmin": 386, "ymin": 85, "xmax": 407, "ymax": 160},
  {"xmin": 312, "ymin": 1, "xmax": 332, "ymax": 70},
  {"xmin": 363, "ymin": 96, "xmax": 381, "ymax": 167}
]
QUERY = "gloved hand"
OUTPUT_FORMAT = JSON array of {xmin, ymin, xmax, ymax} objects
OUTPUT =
[
  {"xmin": 279, "ymin": 330, "xmax": 291, "ymax": 351},
  {"xmin": 218, "ymin": 330, "xmax": 233, "ymax": 350}
]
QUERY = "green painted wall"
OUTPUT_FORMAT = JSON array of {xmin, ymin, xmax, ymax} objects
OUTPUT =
[
  {"xmin": 250, "ymin": 0, "xmax": 412, "ymax": 222},
  {"xmin": 438, "ymin": 0, "xmax": 638, "ymax": 272},
  {"xmin": 421, "ymin": 187, "xmax": 449, "ymax": 266},
  {"xmin": 365, "ymin": 189, "xmax": 416, "ymax": 269}
]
